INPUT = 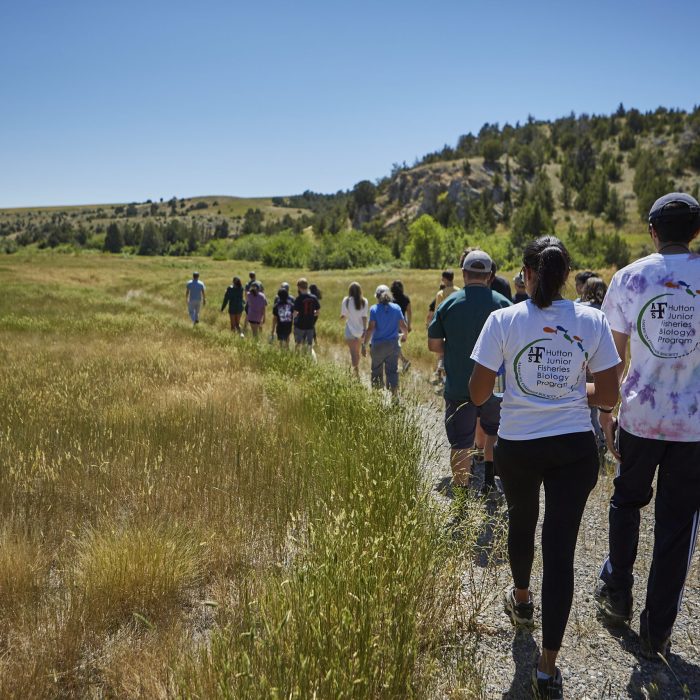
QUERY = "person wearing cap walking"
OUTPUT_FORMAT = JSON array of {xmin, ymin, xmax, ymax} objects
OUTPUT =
[
  {"xmin": 428, "ymin": 250, "xmax": 512, "ymax": 494},
  {"xmin": 186, "ymin": 271, "xmax": 206, "ymax": 326},
  {"xmin": 363, "ymin": 285, "xmax": 408, "ymax": 395},
  {"xmin": 513, "ymin": 273, "xmax": 529, "ymax": 303},
  {"xmin": 594, "ymin": 192, "xmax": 700, "ymax": 660}
]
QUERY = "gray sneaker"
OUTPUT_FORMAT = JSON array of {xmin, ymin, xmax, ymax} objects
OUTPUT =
[{"xmin": 503, "ymin": 586, "xmax": 535, "ymax": 629}]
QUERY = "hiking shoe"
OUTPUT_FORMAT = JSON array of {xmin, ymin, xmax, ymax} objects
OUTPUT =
[
  {"xmin": 639, "ymin": 614, "xmax": 671, "ymax": 661},
  {"xmin": 503, "ymin": 586, "xmax": 535, "ymax": 629},
  {"xmin": 532, "ymin": 666, "xmax": 563, "ymax": 699},
  {"xmin": 594, "ymin": 580, "xmax": 632, "ymax": 626}
]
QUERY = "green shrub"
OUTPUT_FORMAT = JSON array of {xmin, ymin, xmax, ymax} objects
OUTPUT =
[
  {"xmin": 261, "ymin": 232, "xmax": 313, "ymax": 268},
  {"xmin": 310, "ymin": 230, "xmax": 392, "ymax": 270}
]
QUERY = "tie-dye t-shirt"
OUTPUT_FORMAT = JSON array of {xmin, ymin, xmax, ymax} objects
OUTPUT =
[
  {"xmin": 602, "ymin": 253, "xmax": 700, "ymax": 442},
  {"xmin": 471, "ymin": 300, "xmax": 620, "ymax": 440}
]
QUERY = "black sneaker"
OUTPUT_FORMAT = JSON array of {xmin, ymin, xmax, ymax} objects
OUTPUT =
[
  {"xmin": 532, "ymin": 666, "xmax": 563, "ymax": 700},
  {"xmin": 639, "ymin": 614, "xmax": 671, "ymax": 661},
  {"xmin": 594, "ymin": 580, "xmax": 632, "ymax": 626},
  {"xmin": 503, "ymin": 586, "xmax": 535, "ymax": 629}
]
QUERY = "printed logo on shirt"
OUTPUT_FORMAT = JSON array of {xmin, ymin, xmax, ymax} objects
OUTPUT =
[
  {"xmin": 513, "ymin": 325, "xmax": 588, "ymax": 399},
  {"xmin": 636, "ymin": 279, "xmax": 700, "ymax": 359}
]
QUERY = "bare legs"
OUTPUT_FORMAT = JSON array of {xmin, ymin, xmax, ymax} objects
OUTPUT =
[{"xmin": 346, "ymin": 337, "xmax": 361, "ymax": 376}]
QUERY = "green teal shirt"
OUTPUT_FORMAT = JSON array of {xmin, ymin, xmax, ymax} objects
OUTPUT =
[{"xmin": 427, "ymin": 285, "xmax": 512, "ymax": 402}]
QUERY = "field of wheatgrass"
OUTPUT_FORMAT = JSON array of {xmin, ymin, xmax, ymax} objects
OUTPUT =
[{"xmin": 0, "ymin": 251, "xmax": 496, "ymax": 698}]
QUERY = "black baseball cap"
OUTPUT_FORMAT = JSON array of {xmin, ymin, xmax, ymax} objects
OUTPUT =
[{"xmin": 648, "ymin": 192, "xmax": 700, "ymax": 222}]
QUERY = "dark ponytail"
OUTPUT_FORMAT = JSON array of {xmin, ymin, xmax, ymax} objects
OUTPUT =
[{"xmin": 522, "ymin": 236, "xmax": 570, "ymax": 308}]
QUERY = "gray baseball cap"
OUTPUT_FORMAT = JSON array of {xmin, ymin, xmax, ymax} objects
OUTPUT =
[{"xmin": 462, "ymin": 250, "xmax": 493, "ymax": 272}]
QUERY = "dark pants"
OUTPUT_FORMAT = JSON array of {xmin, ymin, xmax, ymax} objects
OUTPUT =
[
  {"xmin": 496, "ymin": 431, "xmax": 598, "ymax": 651},
  {"xmin": 600, "ymin": 429, "xmax": 700, "ymax": 641}
]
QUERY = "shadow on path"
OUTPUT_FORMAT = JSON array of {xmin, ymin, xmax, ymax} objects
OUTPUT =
[{"xmin": 501, "ymin": 630, "xmax": 539, "ymax": 699}]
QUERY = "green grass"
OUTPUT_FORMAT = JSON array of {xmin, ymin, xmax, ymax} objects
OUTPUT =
[{"xmin": 0, "ymin": 252, "xmax": 475, "ymax": 698}]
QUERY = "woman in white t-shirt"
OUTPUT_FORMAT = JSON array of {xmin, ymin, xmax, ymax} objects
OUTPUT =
[
  {"xmin": 340, "ymin": 282, "xmax": 368, "ymax": 376},
  {"xmin": 468, "ymin": 236, "xmax": 620, "ymax": 699}
]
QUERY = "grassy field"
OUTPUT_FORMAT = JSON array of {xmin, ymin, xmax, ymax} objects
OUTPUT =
[{"xmin": 1, "ymin": 252, "xmax": 503, "ymax": 698}]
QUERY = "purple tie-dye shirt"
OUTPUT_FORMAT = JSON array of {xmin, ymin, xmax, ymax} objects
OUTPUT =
[{"xmin": 602, "ymin": 252, "xmax": 700, "ymax": 442}]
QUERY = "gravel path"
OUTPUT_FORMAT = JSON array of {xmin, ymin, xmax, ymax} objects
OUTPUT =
[{"xmin": 414, "ymin": 396, "xmax": 700, "ymax": 700}]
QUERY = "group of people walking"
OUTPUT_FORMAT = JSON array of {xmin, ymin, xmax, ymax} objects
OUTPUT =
[
  {"xmin": 186, "ymin": 271, "xmax": 322, "ymax": 357},
  {"xmin": 429, "ymin": 192, "xmax": 699, "ymax": 699},
  {"xmin": 183, "ymin": 191, "xmax": 699, "ymax": 699}
]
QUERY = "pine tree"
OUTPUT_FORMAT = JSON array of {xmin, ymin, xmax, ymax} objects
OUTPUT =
[
  {"xmin": 605, "ymin": 188, "xmax": 627, "ymax": 228},
  {"xmin": 103, "ymin": 223, "xmax": 123, "ymax": 253}
]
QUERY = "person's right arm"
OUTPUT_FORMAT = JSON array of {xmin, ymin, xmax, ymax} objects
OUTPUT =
[
  {"xmin": 221, "ymin": 288, "xmax": 229, "ymax": 312},
  {"xmin": 427, "ymin": 307, "xmax": 445, "ymax": 354},
  {"xmin": 405, "ymin": 302, "xmax": 412, "ymax": 331},
  {"xmin": 596, "ymin": 330, "xmax": 628, "ymax": 459}
]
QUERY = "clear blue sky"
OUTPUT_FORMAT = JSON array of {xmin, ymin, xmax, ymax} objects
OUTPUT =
[{"xmin": 1, "ymin": 0, "xmax": 699, "ymax": 207}]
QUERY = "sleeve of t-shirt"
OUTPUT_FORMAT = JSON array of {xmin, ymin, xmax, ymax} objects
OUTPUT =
[
  {"xmin": 369, "ymin": 305, "xmax": 377, "ymax": 324},
  {"xmin": 470, "ymin": 313, "xmax": 505, "ymax": 372},
  {"xmin": 587, "ymin": 315, "xmax": 621, "ymax": 373},
  {"xmin": 361, "ymin": 300, "xmax": 368, "ymax": 318},
  {"xmin": 314, "ymin": 297, "xmax": 321, "ymax": 311},
  {"xmin": 427, "ymin": 306, "xmax": 445, "ymax": 339},
  {"xmin": 601, "ymin": 272, "xmax": 632, "ymax": 335},
  {"xmin": 272, "ymin": 303, "xmax": 279, "ymax": 318},
  {"xmin": 293, "ymin": 297, "xmax": 302, "ymax": 313}
]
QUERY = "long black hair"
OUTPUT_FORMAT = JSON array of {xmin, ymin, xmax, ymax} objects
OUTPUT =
[{"xmin": 522, "ymin": 236, "xmax": 571, "ymax": 309}]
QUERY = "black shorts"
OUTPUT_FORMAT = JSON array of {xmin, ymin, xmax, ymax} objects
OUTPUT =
[
  {"xmin": 444, "ymin": 395, "xmax": 501, "ymax": 450},
  {"xmin": 276, "ymin": 321, "xmax": 292, "ymax": 340}
]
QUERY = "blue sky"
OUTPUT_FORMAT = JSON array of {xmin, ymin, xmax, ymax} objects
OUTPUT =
[{"xmin": 1, "ymin": 0, "xmax": 699, "ymax": 207}]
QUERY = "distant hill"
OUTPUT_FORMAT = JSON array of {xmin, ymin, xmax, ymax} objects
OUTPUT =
[
  {"xmin": 2, "ymin": 105, "xmax": 699, "ymax": 269},
  {"xmin": 365, "ymin": 104, "xmax": 700, "ymax": 235}
]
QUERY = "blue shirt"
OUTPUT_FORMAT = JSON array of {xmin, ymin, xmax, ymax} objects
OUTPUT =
[
  {"xmin": 187, "ymin": 279, "xmax": 205, "ymax": 301},
  {"xmin": 369, "ymin": 302, "xmax": 404, "ymax": 343}
]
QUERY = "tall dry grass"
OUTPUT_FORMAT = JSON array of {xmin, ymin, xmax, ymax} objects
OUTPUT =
[{"xmin": 0, "ymin": 252, "xmax": 476, "ymax": 698}]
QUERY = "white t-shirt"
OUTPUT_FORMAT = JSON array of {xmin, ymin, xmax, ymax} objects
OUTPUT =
[
  {"xmin": 602, "ymin": 252, "xmax": 700, "ymax": 442},
  {"xmin": 471, "ymin": 299, "xmax": 620, "ymax": 440},
  {"xmin": 341, "ymin": 296, "xmax": 369, "ymax": 338}
]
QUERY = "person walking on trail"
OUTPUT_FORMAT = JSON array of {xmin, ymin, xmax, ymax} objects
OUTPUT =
[
  {"xmin": 293, "ymin": 278, "xmax": 320, "ymax": 359},
  {"xmin": 245, "ymin": 282, "xmax": 267, "ymax": 339},
  {"xmin": 594, "ymin": 192, "xmax": 700, "ymax": 661},
  {"xmin": 427, "ymin": 250, "xmax": 512, "ymax": 495},
  {"xmin": 469, "ymin": 237, "xmax": 620, "ymax": 700},
  {"xmin": 186, "ymin": 271, "xmax": 206, "ymax": 326},
  {"xmin": 430, "ymin": 270, "xmax": 457, "ymax": 386},
  {"xmin": 390, "ymin": 280, "xmax": 412, "ymax": 373},
  {"xmin": 490, "ymin": 260, "xmax": 513, "ymax": 302},
  {"xmin": 363, "ymin": 285, "xmax": 408, "ymax": 396},
  {"xmin": 271, "ymin": 286, "xmax": 294, "ymax": 348},
  {"xmin": 574, "ymin": 269, "xmax": 598, "ymax": 302},
  {"xmin": 577, "ymin": 276, "xmax": 610, "ymax": 467},
  {"xmin": 245, "ymin": 271, "xmax": 263, "ymax": 292},
  {"xmin": 221, "ymin": 276, "xmax": 245, "ymax": 335},
  {"xmin": 340, "ymin": 282, "xmax": 368, "ymax": 377},
  {"xmin": 309, "ymin": 284, "xmax": 323, "ymax": 348},
  {"xmin": 513, "ymin": 272, "xmax": 530, "ymax": 303}
]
